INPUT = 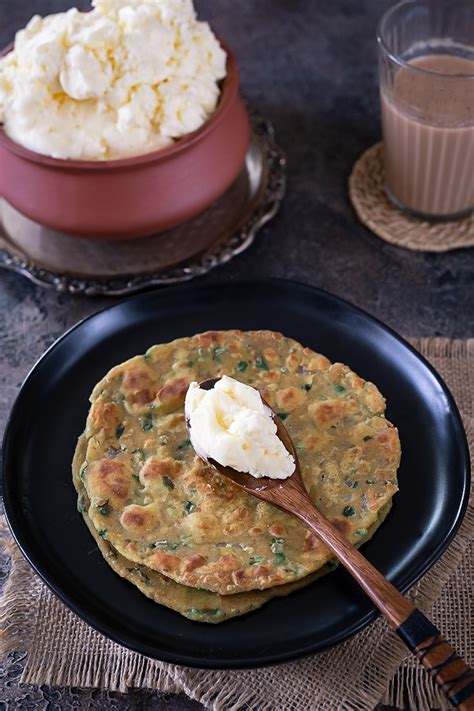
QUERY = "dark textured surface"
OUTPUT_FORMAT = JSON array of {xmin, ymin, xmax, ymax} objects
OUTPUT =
[{"xmin": 0, "ymin": 0, "xmax": 473, "ymax": 708}]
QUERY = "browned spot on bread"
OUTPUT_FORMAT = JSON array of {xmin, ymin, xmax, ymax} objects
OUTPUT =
[
  {"xmin": 331, "ymin": 518, "xmax": 350, "ymax": 538},
  {"xmin": 122, "ymin": 366, "xmax": 153, "ymax": 391},
  {"xmin": 88, "ymin": 401, "xmax": 122, "ymax": 433},
  {"xmin": 129, "ymin": 389, "xmax": 156, "ymax": 406},
  {"xmin": 231, "ymin": 569, "xmax": 246, "ymax": 585},
  {"xmin": 252, "ymin": 565, "xmax": 271, "ymax": 577},
  {"xmin": 218, "ymin": 553, "xmax": 241, "ymax": 571},
  {"xmin": 183, "ymin": 554, "xmax": 208, "ymax": 573},
  {"xmin": 120, "ymin": 505, "xmax": 155, "ymax": 534},
  {"xmin": 309, "ymin": 399, "xmax": 358, "ymax": 427},
  {"xmin": 150, "ymin": 551, "xmax": 181, "ymax": 573},
  {"xmin": 89, "ymin": 459, "xmax": 130, "ymax": 500},
  {"xmin": 249, "ymin": 526, "xmax": 264, "ymax": 535},
  {"xmin": 140, "ymin": 456, "xmax": 181, "ymax": 482},
  {"xmin": 269, "ymin": 524, "xmax": 286, "ymax": 536},
  {"xmin": 121, "ymin": 363, "xmax": 157, "ymax": 410},
  {"xmin": 155, "ymin": 377, "xmax": 190, "ymax": 413},
  {"xmin": 305, "ymin": 433, "xmax": 324, "ymax": 449},
  {"xmin": 197, "ymin": 331, "xmax": 222, "ymax": 345},
  {"xmin": 303, "ymin": 349, "xmax": 331, "ymax": 371},
  {"xmin": 262, "ymin": 370, "xmax": 281, "ymax": 384},
  {"xmin": 286, "ymin": 353, "xmax": 301, "ymax": 371},
  {"xmin": 276, "ymin": 386, "xmax": 305, "ymax": 411},
  {"xmin": 262, "ymin": 347, "xmax": 279, "ymax": 364},
  {"xmin": 303, "ymin": 530, "xmax": 320, "ymax": 551}
]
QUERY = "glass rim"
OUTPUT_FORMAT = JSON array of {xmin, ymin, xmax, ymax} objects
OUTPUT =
[{"xmin": 377, "ymin": 0, "xmax": 474, "ymax": 80}]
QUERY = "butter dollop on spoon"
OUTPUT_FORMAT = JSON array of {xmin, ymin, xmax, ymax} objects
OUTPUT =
[{"xmin": 184, "ymin": 375, "xmax": 295, "ymax": 479}]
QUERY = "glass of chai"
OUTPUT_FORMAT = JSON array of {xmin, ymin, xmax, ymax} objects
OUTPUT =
[{"xmin": 378, "ymin": 0, "xmax": 474, "ymax": 219}]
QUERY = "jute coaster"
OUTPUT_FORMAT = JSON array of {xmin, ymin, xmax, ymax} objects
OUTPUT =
[
  {"xmin": 349, "ymin": 143, "xmax": 474, "ymax": 252},
  {"xmin": 1, "ymin": 339, "xmax": 473, "ymax": 711}
]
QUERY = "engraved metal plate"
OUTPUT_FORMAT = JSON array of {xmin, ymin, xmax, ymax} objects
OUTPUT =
[{"xmin": 0, "ymin": 115, "xmax": 285, "ymax": 296}]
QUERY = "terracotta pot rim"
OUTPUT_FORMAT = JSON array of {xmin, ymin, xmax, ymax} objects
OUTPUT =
[{"xmin": 0, "ymin": 38, "xmax": 240, "ymax": 171}]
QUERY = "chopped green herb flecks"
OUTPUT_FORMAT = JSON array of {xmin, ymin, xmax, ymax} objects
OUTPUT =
[
  {"xmin": 142, "ymin": 413, "xmax": 153, "ymax": 431},
  {"xmin": 79, "ymin": 462, "xmax": 88, "ymax": 481},
  {"xmin": 326, "ymin": 559, "xmax": 339, "ymax": 570},
  {"xmin": 98, "ymin": 529, "xmax": 107, "ymax": 538},
  {"xmin": 363, "ymin": 435, "xmax": 373, "ymax": 442},
  {"xmin": 271, "ymin": 537, "xmax": 287, "ymax": 565},
  {"xmin": 351, "ymin": 481, "xmax": 359, "ymax": 488},
  {"xmin": 154, "ymin": 540, "xmax": 179, "ymax": 550},
  {"xmin": 255, "ymin": 356, "xmax": 268, "ymax": 370},
  {"xmin": 184, "ymin": 500, "xmax": 195, "ymax": 513},
  {"xmin": 365, "ymin": 479, "xmax": 376, "ymax": 485},
  {"xmin": 249, "ymin": 556, "xmax": 265, "ymax": 566},
  {"xmin": 237, "ymin": 360, "xmax": 248, "ymax": 372},
  {"xmin": 277, "ymin": 412, "xmax": 289, "ymax": 421},
  {"xmin": 271, "ymin": 536, "xmax": 285, "ymax": 551},
  {"xmin": 186, "ymin": 608, "xmax": 221, "ymax": 620},
  {"xmin": 343, "ymin": 506, "xmax": 355, "ymax": 517},
  {"xmin": 356, "ymin": 529, "xmax": 368, "ymax": 538},
  {"xmin": 115, "ymin": 423, "xmax": 125, "ymax": 439},
  {"xmin": 178, "ymin": 439, "xmax": 191, "ymax": 450},
  {"xmin": 96, "ymin": 499, "xmax": 110, "ymax": 516},
  {"xmin": 162, "ymin": 475, "xmax": 175, "ymax": 490},
  {"xmin": 143, "ymin": 353, "xmax": 151, "ymax": 360},
  {"xmin": 335, "ymin": 384, "xmax": 346, "ymax": 393},
  {"xmin": 132, "ymin": 474, "xmax": 140, "ymax": 482},
  {"xmin": 77, "ymin": 494, "xmax": 87, "ymax": 514},
  {"xmin": 213, "ymin": 347, "xmax": 227, "ymax": 361},
  {"xmin": 301, "ymin": 384, "xmax": 312, "ymax": 391},
  {"xmin": 149, "ymin": 542, "xmax": 156, "ymax": 549}
]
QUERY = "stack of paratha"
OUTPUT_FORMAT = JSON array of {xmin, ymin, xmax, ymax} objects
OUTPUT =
[{"xmin": 73, "ymin": 330, "xmax": 400, "ymax": 622}]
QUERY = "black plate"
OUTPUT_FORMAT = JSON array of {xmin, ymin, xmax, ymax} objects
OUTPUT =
[{"xmin": 2, "ymin": 280, "xmax": 470, "ymax": 669}]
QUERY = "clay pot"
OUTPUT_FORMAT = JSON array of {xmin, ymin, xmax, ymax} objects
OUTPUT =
[{"xmin": 0, "ymin": 42, "xmax": 250, "ymax": 240}]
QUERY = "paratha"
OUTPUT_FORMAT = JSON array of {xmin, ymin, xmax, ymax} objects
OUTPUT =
[
  {"xmin": 78, "ymin": 330, "xmax": 400, "ymax": 594},
  {"xmin": 73, "ymin": 433, "xmax": 392, "ymax": 622}
]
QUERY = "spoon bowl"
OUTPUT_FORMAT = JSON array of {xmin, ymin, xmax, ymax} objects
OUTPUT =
[{"xmin": 192, "ymin": 377, "xmax": 307, "ymax": 498}]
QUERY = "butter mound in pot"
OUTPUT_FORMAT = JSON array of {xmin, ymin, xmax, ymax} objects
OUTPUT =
[
  {"xmin": 0, "ymin": 0, "xmax": 227, "ymax": 160},
  {"xmin": 185, "ymin": 375, "xmax": 296, "ymax": 479}
]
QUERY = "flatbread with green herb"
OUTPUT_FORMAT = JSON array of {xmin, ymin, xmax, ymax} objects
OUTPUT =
[
  {"xmin": 73, "ymin": 433, "xmax": 392, "ymax": 622},
  {"xmin": 77, "ymin": 330, "xmax": 400, "ymax": 595}
]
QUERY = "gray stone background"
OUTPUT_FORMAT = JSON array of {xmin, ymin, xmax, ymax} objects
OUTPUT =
[{"xmin": 0, "ymin": 0, "xmax": 472, "ymax": 708}]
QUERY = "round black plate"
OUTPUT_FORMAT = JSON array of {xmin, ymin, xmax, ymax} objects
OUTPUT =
[{"xmin": 2, "ymin": 280, "xmax": 470, "ymax": 669}]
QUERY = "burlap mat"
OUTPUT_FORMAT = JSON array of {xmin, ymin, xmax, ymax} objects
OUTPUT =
[
  {"xmin": 1, "ymin": 338, "xmax": 473, "ymax": 710},
  {"xmin": 349, "ymin": 143, "xmax": 474, "ymax": 252}
]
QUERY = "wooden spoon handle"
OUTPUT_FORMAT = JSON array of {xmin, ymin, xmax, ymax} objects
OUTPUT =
[
  {"xmin": 288, "ymin": 492, "xmax": 474, "ymax": 709},
  {"xmin": 397, "ymin": 609, "xmax": 474, "ymax": 709}
]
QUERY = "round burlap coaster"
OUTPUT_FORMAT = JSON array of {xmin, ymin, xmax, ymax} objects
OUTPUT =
[{"xmin": 349, "ymin": 143, "xmax": 474, "ymax": 252}]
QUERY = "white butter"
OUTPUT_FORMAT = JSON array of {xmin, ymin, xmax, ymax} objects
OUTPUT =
[
  {"xmin": 185, "ymin": 376, "xmax": 296, "ymax": 480},
  {"xmin": 0, "ymin": 0, "xmax": 227, "ymax": 160}
]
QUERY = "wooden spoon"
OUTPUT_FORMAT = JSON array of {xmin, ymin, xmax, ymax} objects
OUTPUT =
[{"xmin": 190, "ymin": 378, "xmax": 474, "ymax": 710}]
